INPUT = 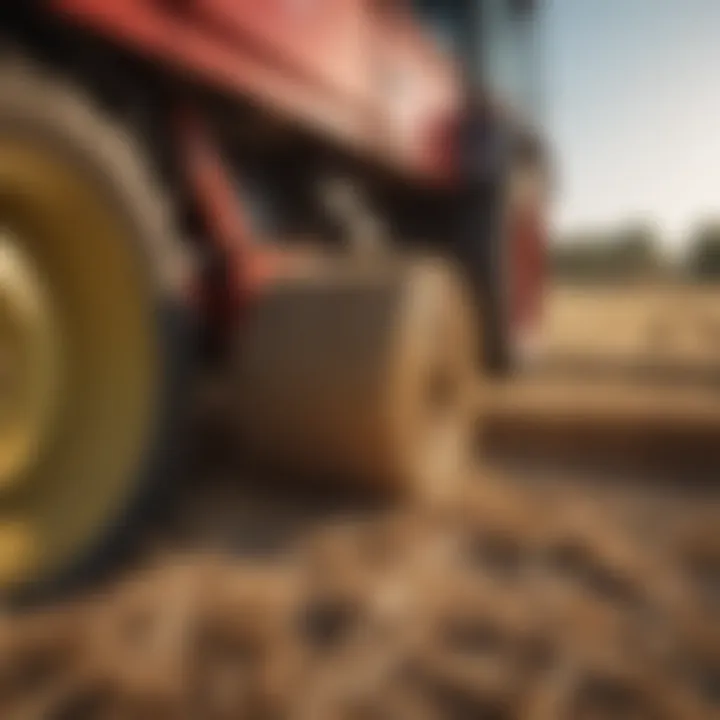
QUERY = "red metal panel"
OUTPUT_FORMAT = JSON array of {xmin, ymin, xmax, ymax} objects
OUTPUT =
[
  {"xmin": 197, "ymin": 0, "xmax": 370, "ymax": 99},
  {"xmin": 47, "ymin": 0, "xmax": 462, "ymax": 184},
  {"xmin": 371, "ymin": 11, "xmax": 461, "ymax": 180},
  {"xmin": 48, "ymin": 0, "xmax": 375, "ymax": 152},
  {"xmin": 510, "ymin": 197, "xmax": 547, "ymax": 338}
]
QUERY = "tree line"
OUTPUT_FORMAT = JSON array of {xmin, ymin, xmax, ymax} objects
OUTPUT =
[{"xmin": 551, "ymin": 221, "xmax": 720, "ymax": 282}]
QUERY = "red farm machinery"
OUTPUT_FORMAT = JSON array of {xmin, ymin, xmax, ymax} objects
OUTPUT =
[{"xmin": 0, "ymin": 0, "xmax": 548, "ymax": 597}]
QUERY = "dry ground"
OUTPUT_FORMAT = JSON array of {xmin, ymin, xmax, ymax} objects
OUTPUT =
[
  {"xmin": 541, "ymin": 283, "xmax": 720, "ymax": 372},
  {"xmin": 0, "ymin": 282, "xmax": 718, "ymax": 719},
  {"xmin": 0, "ymin": 474, "xmax": 717, "ymax": 719},
  {"xmin": 485, "ymin": 283, "xmax": 720, "ymax": 473}
]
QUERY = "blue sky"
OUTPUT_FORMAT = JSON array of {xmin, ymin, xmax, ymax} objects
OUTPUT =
[{"xmin": 544, "ymin": 0, "xmax": 720, "ymax": 247}]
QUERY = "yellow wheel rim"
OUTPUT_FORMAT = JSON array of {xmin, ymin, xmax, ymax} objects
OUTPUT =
[
  {"xmin": 0, "ymin": 136, "xmax": 160, "ymax": 592},
  {"xmin": 0, "ymin": 233, "xmax": 62, "ymax": 490}
]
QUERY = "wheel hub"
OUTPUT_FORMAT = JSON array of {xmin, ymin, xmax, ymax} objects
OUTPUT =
[{"xmin": 0, "ymin": 232, "xmax": 61, "ymax": 491}]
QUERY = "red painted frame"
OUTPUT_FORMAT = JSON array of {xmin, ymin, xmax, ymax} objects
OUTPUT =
[
  {"xmin": 175, "ymin": 108, "xmax": 317, "ymax": 319},
  {"xmin": 46, "ymin": 0, "xmax": 547, "ymax": 344},
  {"xmin": 49, "ymin": 0, "xmax": 461, "ymax": 183}
]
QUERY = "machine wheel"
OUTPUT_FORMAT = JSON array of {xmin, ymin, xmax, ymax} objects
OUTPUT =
[
  {"xmin": 485, "ymin": 161, "xmax": 546, "ymax": 374},
  {"xmin": 458, "ymin": 130, "xmax": 548, "ymax": 375},
  {"xmin": 234, "ymin": 258, "xmax": 477, "ymax": 502},
  {"xmin": 0, "ymin": 61, "xmax": 189, "ymax": 597}
]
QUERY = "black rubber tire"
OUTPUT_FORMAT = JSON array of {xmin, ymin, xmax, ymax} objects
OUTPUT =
[
  {"xmin": 0, "ymin": 58, "xmax": 191, "ymax": 602},
  {"xmin": 234, "ymin": 258, "xmax": 477, "ymax": 504}
]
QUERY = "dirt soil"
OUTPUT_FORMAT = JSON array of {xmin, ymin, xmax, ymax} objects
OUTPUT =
[
  {"xmin": 1, "ymin": 283, "xmax": 718, "ymax": 719},
  {"xmin": 0, "ymin": 469, "xmax": 717, "ymax": 720},
  {"xmin": 544, "ymin": 284, "xmax": 720, "ymax": 370},
  {"xmin": 486, "ymin": 283, "xmax": 720, "ymax": 476}
]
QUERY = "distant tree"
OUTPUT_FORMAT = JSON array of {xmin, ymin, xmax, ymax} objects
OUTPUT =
[
  {"xmin": 552, "ymin": 223, "xmax": 663, "ymax": 281},
  {"xmin": 610, "ymin": 223, "xmax": 662, "ymax": 277},
  {"xmin": 686, "ymin": 221, "xmax": 720, "ymax": 281},
  {"xmin": 551, "ymin": 232, "xmax": 608, "ymax": 279}
]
